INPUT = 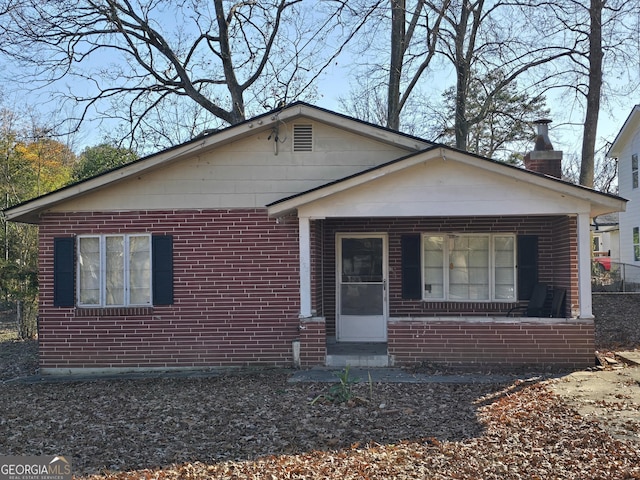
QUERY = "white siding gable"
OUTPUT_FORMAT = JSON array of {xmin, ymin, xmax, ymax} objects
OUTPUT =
[
  {"xmin": 49, "ymin": 120, "xmax": 413, "ymax": 212},
  {"xmin": 296, "ymin": 156, "xmax": 594, "ymax": 219}
]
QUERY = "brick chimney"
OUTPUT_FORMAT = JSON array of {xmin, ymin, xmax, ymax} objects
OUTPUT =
[{"xmin": 524, "ymin": 119, "xmax": 563, "ymax": 179}]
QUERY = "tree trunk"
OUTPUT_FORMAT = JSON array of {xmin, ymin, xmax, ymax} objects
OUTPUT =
[
  {"xmin": 580, "ymin": 0, "xmax": 603, "ymax": 188},
  {"xmin": 453, "ymin": 1, "xmax": 471, "ymax": 152},
  {"xmin": 388, "ymin": 0, "xmax": 405, "ymax": 130}
]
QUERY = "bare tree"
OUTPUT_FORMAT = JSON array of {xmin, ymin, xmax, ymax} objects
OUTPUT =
[
  {"xmin": 434, "ymin": 0, "xmax": 577, "ymax": 151},
  {"xmin": 0, "ymin": 0, "xmax": 364, "ymax": 150},
  {"xmin": 523, "ymin": 0, "xmax": 640, "ymax": 188},
  {"xmin": 387, "ymin": 0, "xmax": 450, "ymax": 130}
]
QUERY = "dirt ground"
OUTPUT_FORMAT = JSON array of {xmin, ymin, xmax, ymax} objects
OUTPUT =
[{"xmin": 547, "ymin": 354, "xmax": 640, "ymax": 444}]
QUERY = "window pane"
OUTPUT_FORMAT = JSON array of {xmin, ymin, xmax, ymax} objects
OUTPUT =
[
  {"xmin": 494, "ymin": 236, "xmax": 515, "ymax": 300},
  {"xmin": 105, "ymin": 236, "xmax": 125, "ymax": 305},
  {"xmin": 633, "ymin": 154, "xmax": 638, "ymax": 170},
  {"xmin": 423, "ymin": 236, "xmax": 444, "ymax": 298},
  {"xmin": 78, "ymin": 237, "xmax": 100, "ymax": 305},
  {"xmin": 450, "ymin": 236, "xmax": 489, "ymax": 300},
  {"xmin": 634, "ymin": 172, "xmax": 638, "ymax": 189},
  {"xmin": 129, "ymin": 236, "xmax": 151, "ymax": 305},
  {"xmin": 634, "ymin": 227, "xmax": 639, "ymax": 245}
]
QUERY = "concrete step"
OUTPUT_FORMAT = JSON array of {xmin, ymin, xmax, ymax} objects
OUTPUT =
[{"xmin": 325, "ymin": 353, "xmax": 390, "ymax": 368}]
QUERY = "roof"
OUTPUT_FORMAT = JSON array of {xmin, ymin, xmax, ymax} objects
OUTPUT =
[
  {"xmin": 4, "ymin": 101, "xmax": 627, "ymax": 223},
  {"xmin": 608, "ymin": 105, "xmax": 640, "ymax": 158}
]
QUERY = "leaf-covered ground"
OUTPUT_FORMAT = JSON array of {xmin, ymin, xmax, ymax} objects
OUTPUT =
[
  {"xmin": 1, "ymin": 372, "xmax": 639, "ymax": 479},
  {"xmin": 1, "ymin": 315, "xmax": 640, "ymax": 479}
]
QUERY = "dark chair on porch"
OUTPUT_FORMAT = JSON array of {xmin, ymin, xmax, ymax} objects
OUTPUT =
[
  {"xmin": 548, "ymin": 287, "xmax": 567, "ymax": 318},
  {"xmin": 507, "ymin": 284, "xmax": 567, "ymax": 318},
  {"xmin": 507, "ymin": 283, "xmax": 548, "ymax": 317}
]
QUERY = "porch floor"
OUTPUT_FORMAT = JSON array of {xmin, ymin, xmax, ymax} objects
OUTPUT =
[{"xmin": 326, "ymin": 339, "xmax": 388, "ymax": 355}]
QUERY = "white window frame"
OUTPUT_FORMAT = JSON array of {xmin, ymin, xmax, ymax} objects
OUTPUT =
[
  {"xmin": 633, "ymin": 153, "xmax": 638, "ymax": 189},
  {"xmin": 77, "ymin": 234, "xmax": 152, "ymax": 307},
  {"xmin": 421, "ymin": 233, "xmax": 517, "ymax": 302}
]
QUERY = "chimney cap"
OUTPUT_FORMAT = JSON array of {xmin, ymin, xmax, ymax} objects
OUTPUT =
[{"xmin": 533, "ymin": 118, "xmax": 552, "ymax": 125}]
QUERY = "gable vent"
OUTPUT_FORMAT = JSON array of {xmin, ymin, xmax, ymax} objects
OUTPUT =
[{"xmin": 293, "ymin": 124, "xmax": 313, "ymax": 152}]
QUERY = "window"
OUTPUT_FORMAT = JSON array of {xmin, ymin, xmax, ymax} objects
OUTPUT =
[
  {"xmin": 422, "ymin": 234, "xmax": 516, "ymax": 301},
  {"xmin": 78, "ymin": 234, "xmax": 152, "ymax": 306},
  {"xmin": 634, "ymin": 227, "xmax": 640, "ymax": 262},
  {"xmin": 633, "ymin": 154, "xmax": 638, "ymax": 189}
]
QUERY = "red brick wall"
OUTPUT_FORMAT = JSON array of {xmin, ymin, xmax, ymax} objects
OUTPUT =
[
  {"xmin": 388, "ymin": 319, "xmax": 594, "ymax": 368},
  {"xmin": 38, "ymin": 209, "xmax": 301, "ymax": 372}
]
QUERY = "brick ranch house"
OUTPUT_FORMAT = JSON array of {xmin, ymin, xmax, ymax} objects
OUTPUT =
[{"xmin": 4, "ymin": 102, "xmax": 626, "ymax": 375}]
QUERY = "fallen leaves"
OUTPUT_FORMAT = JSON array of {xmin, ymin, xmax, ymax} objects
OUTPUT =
[{"xmin": 1, "ymin": 373, "xmax": 639, "ymax": 479}]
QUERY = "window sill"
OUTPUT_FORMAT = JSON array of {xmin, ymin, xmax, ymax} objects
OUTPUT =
[{"xmin": 74, "ymin": 306, "xmax": 154, "ymax": 317}]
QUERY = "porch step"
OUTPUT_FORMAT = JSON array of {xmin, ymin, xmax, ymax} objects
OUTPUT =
[
  {"xmin": 326, "ymin": 341, "xmax": 389, "ymax": 367},
  {"xmin": 326, "ymin": 353, "xmax": 390, "ymax": 368}
]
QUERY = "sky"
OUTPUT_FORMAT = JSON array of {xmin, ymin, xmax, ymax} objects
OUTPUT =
[
  {"xmin": 315, "ymin": 57, "xmax": 639, "ymax": 161},
  {"xmin": 1, "ymin": 20, "xmax": 637, "ymax": 163}
]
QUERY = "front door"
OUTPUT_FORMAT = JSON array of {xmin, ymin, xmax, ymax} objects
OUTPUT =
[{"xmin": 337, "ymin": 234, "xmax": 387, "ymax": 342}]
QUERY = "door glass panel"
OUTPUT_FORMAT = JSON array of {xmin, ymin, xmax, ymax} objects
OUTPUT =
[
  {"xmin": 340, "ymin": 284, "xmax": 383, "ymax": 315},
  {"xmin": 341, "ymin": 238, "xmax": 383, "ymax": 283}
]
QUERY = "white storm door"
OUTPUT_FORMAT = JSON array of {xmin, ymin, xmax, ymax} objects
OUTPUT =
[{"xmin": 337, "ymin": 234, "xmax": 388, "ymax": 342}]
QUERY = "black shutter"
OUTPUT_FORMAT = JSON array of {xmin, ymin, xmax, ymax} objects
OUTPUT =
[
  {"xmin": 152, "ymin": 235, "xmax": 174, "ymax": 305},
  {"xmin": 401, "ymin": 234, "xmax": 422, "ymax": 300},
  {"xmin": 517, "ymin": 235, "xmax": 538, "ymax": 300},
  {"xmin": 53, "ymin": 237, "xmax": 75, "ymax": 307}
]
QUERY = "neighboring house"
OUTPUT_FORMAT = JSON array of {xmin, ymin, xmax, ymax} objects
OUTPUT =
[
  {"xmin": 608, "ymin": 105, "xmax": 640, "ymax": 280},
  {"xmin": 591, "ymin": 212, "xmax": 619, "ymax": 271},
  {"xmin": 4, "ymin": 103, "xmax": 626, "ymax": 375}
]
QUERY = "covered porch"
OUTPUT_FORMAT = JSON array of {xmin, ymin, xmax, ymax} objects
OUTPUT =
[
  {"xmin": 295, "ymin": 214, "xmax": 592, "ymax": 369},
  {"xmin": 267, "ymin": 147, "xmax": 624, "ymax": 369}
]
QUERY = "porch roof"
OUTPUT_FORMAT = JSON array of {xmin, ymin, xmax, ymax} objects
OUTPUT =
[{"xmin": 267, "ymin": 145, "xmax": 626, "ymax": 219}]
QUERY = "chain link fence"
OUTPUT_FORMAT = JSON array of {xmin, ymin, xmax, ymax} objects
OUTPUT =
[
  {"xmin": 0, "ymin": 300, "xmax": 38, "ymax": 339},
  {"xmin": 592, "ymin": 261, "xmax": 640, "ymax": 293}
]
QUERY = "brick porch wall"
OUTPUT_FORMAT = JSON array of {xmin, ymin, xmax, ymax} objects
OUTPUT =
[
  {"xmin": 388, "ymin": 318, "xmax": 594, "ymax": 368},
  {"xmin": 38, "ymin": 209, "xmax": 301, "ymax": 373},
  {"xmin": 299, "ymin": 317, "xmax": 327, "ymax": 367}
]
